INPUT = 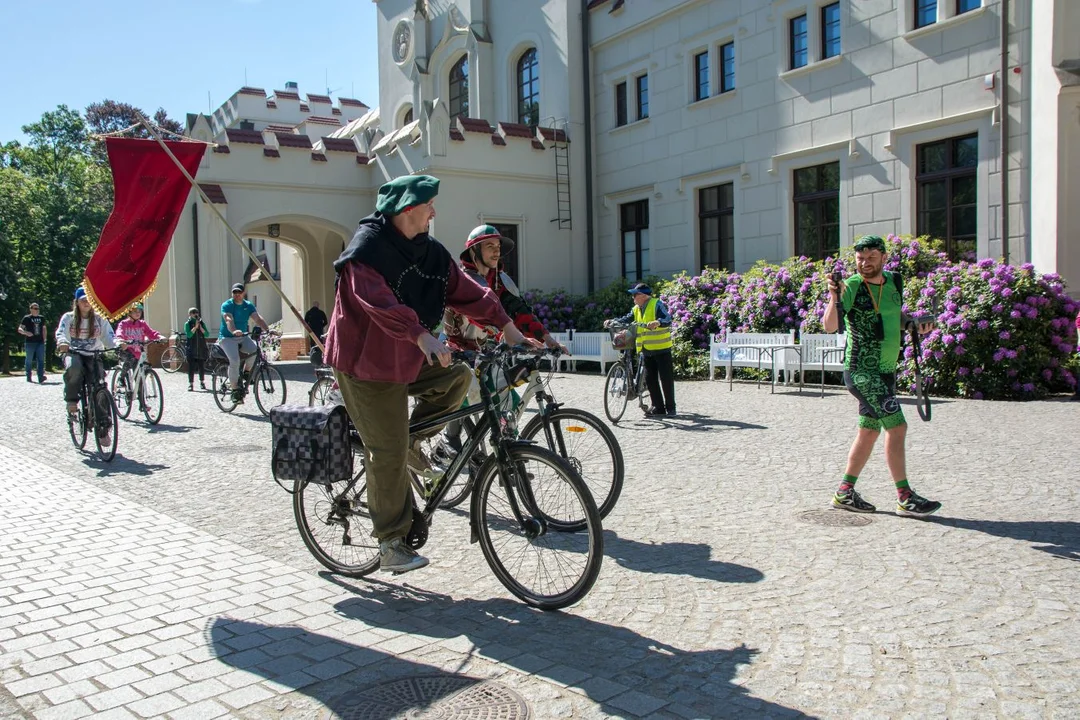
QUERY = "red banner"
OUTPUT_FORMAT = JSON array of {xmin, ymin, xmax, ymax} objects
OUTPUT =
[{"xmin": 84, "ymin": 137, "xmax": 206, "ymax": 319}]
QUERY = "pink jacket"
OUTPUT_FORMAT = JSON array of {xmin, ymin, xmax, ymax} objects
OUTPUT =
[{"xmin": 115, "ymin": 318, "xmax": 162, "ymax": 359}]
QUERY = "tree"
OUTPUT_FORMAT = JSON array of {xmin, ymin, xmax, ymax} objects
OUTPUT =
[{"xmin": 85, "ymin": 99, "xmax": 182, "ymax": 139}]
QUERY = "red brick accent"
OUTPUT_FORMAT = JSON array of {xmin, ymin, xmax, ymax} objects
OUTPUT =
[
  {"xmin": 199, "ymin": 184, "xmax": 228, "ymax": 204},
  {"xmin": 264, "ymin": 148, "xmax": 280, "ymax": 158},
  {"xmin": 499, "ymin": 122, "xmax": 536, "ymax": 139},
  {"xmin": 450, "ymin": 127, "xmax": 465, "ymax": 141},
  {"xmin": 300, "ymin": 103, "xmax": 310, "ymax": 112},
  {"xmin": 307, "ymin": 93, "xmax": 332, "ymax": 104},
  {"xmin": 279, "ymin": 336, "xmax": 307, "ymax": 361},
  {"xmin": 458, "ymin": 117, "xmax": 495, "ymax": 134},
  {"xmin": 311, "ymin": 152, "xmax": 328, "ymax": 162},
  {"xmin": 491, "ymin": 134, "xmax": 506, "ymax": 146},
  {"xmin": 537, "ymin": 127, "xmax": 570, "ymax": 142},
  {"xmin": 274, "ymin": 90, "xmax": 301, "ymax": 100},
  {"xmin": 322, "ymin": 137, "xmax": 357, "ymax": 152},
  {"xmin": 226, "ymin": 128, "xmax": 264, "ymax": 145},
  {"xmin": 338, "ymin": 97, "xmax": 367, "ymax": 107},
  {"xmin": 305, "ymin": 116, "xmax": 341, "ymax": 126},
  {"xmin": 356, "ymin": 155, "xmax": 370, "ymax": 165},
  {"xmin": 274, "ymin": 132, "xmax": 313, "ymax": 149},
  {"xmin": 266, "ymin": 100, "xmax": 277, "ymax": 109},
  {"xmin": 331, "ymin": 107, "xmax": 342, "ymax": 115},
  {"xmin": 238, "ymin": 86, "xmax": 267, "ymax": 96},
  {"xmin": 531, "ymin": 139, "xmax": 545, "ymax": 150},
  {"xmin": 213, "ymin": 145, "xmax": 231, "ymax": 154}
]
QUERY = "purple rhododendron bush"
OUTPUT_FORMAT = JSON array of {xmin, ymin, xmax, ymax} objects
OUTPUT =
[{"xmin": 519, "ymin": 235, "xmax": 1078, "ymax": 399}]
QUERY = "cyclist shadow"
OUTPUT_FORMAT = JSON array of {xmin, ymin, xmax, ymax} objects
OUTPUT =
[
  {"xmin": 320, "ymin": 584, "xmax": 813, "ymax": 718},
  {"xmin": 145, "ymin": 423, "xmax": 198, "ymax": 434},
  {"xmin": 620, "ymin": 413, "xmax": 767, "ymax": 432},
  {"xmin": 926, "ymin": 516, "xmax": 1080, "ymax": 561},
  {"xmin": 604, "ymin": 531, "xmax": 764, "ymax": 583},
  {"xmin": 81, "ymin": 456, "xmax": 168, "ymax": 477}
]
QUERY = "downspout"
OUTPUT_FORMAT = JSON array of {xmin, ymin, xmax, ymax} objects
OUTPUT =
[
  {"xmin": 191, "ymin": 202, "xmax": 202, "ymax": 313},
  {"xmin": 1000, "ymin": 0, "xmax": 1010, "ymax": 264},
  {"xmin": 581, "ymin": 0, "xmax": 596, "ymax": 293}
]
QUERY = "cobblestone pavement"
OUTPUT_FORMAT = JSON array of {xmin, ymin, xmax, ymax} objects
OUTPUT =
[{"xmin": 1, "ymin": 364, "xmax": 1078, "ymax": 719}]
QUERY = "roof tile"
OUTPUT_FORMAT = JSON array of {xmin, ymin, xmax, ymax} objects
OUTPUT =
[
  {"xmin": 305, "ymin": 116, "xmax": 341, "ymax": 126},
  {"xmin": 213, "ymin": 144, "xmax": 231, "ymax": 154},
  {"xmin": 263, "ymin": 148, "xmax": 280, "ymax": 158},
  {"xmin": 226, "ymin": 128, "xmax": 264, "ymax": 145},
  {"xmin": 491, "ymin": 135, "xmax": 507, "ymax": 146},
  {"xmin": 299, "ymin": 103, "xmax": 310, "ymax": 112},
  {"xmin": 322, "ymin": 137, "xmax": 358, "ymax": 152},
  {"xmin": 531, "ymin": 139, "xmax": 545, "ymax": 150},
  {"xmin": 449, "ymin": 127, "xmax": 465, "ymax": 141},
  {"xmin": 274, "ymin": 132, "xmax": 313, "ymax": 149},
  {"xmin": 274, "ymin": 90, "xmax": 300, "ymax": 100},
  {"xmin": 311, "ymin": 152, "xmax": 328, "ymax": 162},
  {"xmin": 338, "ymin": 97, "xmax": 368, "ymax": 107},
  {"xmin": 498, "ymin": 122, "xmax": 536, "ymax": 139},
  {"xmin": 266, "ymin": 100, "xmax": 277, "ymax": 108},
  {"xmin": 537, "ymin": 127, "xmax": 570, "ymax": 143},
  {"xmin": 459, "ymin": 117, "xmax": 495, "ymax": 134},
  {"xmin": 307, "ymin": 93, "xmax": 332, "ymax": 104},
  {"xmin": 331, "ymin": 107, "xmax": 342, "ymax": 115},
  {"xmin": 356, "ymin": 155, "xmax": 370, "ymax": 165},
  {"xmin": 199, "ymin": 184, "xmax": 228, "ymax": 203},
  {"xmin": 238, "ymin": 86, "xmax": 267, "ymax": 97}
]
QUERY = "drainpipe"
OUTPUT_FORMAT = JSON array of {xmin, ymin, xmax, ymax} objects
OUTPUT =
[
  {"xmin": 581, "ymin": 0, "xmax": 596, "ymax": 293},
  {"xmin": 999, "ymin": 0, "xmax": 1010, "ymax": 264}
]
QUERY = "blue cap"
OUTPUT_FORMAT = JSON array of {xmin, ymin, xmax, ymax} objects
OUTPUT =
[
  {"xmin": 74, "ymin": 287, "xmax": 87, "ymax": 300},
  {"xmin": 627, "ymin": 283, "xmax": 652, "ymax": 296}
]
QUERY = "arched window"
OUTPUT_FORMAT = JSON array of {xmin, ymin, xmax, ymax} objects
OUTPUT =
[
  {"xmin": 517, "ymin": 48, "xmax": 539, "ymax": 126},
  {"xmin": 448, "ymin": 55, "xmax": 469, "ymax": 119},
  {"xmin": 403, "ymin": 107, "xmax": 414, "ymax": 126}
]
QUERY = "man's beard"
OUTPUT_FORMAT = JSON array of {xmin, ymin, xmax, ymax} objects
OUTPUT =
[{"xmin": 859, "ymin": 266, "xmax": 883, "ymax": 281}]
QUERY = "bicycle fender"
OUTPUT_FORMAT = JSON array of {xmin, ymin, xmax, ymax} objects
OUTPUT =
[{"xmin": 467, "ymin": 441, "xmax": 538, "ymax": 545}]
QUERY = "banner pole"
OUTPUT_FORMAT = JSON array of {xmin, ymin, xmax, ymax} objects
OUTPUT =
[{"xmin": 133, "ymin": 111, "xmax": 324, "ymax": 354}]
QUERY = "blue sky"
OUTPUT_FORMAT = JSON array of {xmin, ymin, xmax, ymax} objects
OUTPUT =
[{"xmin": 2, "ymin": 0, "xmax": 381, "ymax": 144}]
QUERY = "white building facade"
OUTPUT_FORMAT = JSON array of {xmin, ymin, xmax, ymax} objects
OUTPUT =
[{"xmin": 148, "ymin": 0, "xmax": 1077, "ymax": 354}]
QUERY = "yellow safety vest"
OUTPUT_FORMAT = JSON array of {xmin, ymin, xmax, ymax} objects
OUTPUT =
[{"xmin": 632, "ymin": 298, "xmax": 673, "ymax": 352}]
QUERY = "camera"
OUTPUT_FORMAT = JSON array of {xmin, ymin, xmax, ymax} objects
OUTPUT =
[{"xmin": 830, "ymin": 271, "xmax": 843, "ymax": 297}]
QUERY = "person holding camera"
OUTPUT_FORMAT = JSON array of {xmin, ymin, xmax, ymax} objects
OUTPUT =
[
  {"xmin": 823, "ymin": 235, "xmax": 940, "ymax": 517},
  {"xmin": 184, "ymin": 308, "xmax": 209, "ymax": 391}
]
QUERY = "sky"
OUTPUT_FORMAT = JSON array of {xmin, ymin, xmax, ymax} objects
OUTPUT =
[{"xmin": 2, "ymin": 0, "xmax": 382, "ymax": 144}]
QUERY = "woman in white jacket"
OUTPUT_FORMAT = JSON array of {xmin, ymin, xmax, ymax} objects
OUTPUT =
[{"xmin": 55, "ymin": 287, "xmax": 116, "ymax": 420}]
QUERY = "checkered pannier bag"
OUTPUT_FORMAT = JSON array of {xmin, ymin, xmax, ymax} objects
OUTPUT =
[{"xmin": 269, "ymin": 404, "xmax": 353, "ymax": 492}]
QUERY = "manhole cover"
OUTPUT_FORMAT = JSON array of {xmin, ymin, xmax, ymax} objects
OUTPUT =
[
  {"xmin": 324, "ymin": 675, "xmax": 529, "ymax": 720},
  {"xmin": 797, "ymin": 509, "xmax": 873, "ymax": 527}
]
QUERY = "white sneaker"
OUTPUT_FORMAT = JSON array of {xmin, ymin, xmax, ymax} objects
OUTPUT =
[{"xmin": 379, "ymin": 538, "xmax": 429, "ymax": 573}]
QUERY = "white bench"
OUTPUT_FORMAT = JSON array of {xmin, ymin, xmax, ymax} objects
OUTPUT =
[
  {"xmin": 709, "ymin": 331, "xmax": 797, "ymax": 389},
  {"xmin": 558, "ymin": 331, "xmax": 621, "ymax": 373},
  {"xmin": 797, "ymin": 333, "xmax": 846, "ymax": 396}
]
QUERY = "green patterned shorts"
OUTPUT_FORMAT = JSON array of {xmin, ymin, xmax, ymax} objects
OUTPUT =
[{"xmin": 843, "ymin": 369, "xmax": 906, "ymax": 431}]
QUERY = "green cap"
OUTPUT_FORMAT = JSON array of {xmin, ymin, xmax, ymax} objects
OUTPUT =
[
  {"xmin": 375, "ymin": 174, "xmax": 440, "ymax": 216},
  {"xmin": 853, "ymin": 234, "xmax": 887, "ymax": 253}
]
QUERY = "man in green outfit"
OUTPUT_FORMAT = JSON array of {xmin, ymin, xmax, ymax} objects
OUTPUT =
[{"xmin": 823, "ymin": 234, "xmax": 941, "ymax": 517}]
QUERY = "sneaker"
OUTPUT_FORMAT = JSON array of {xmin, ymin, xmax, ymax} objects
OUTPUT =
[
  {"xmin": 407, "ymin": 439, "xmax": 433, "ymax": 474},
  {"xmin": 896, "ymin": 492, "xmax": 942, "ymax": 518},
  {"xmin": 379, "ymin": 537, "xmax": 429, "ymax": 573},
  {"xmin": 66, "ymin": 401, "xmax": 79, "ymax": 415},
  {"xmin": 644, "ymin": 406, "xmax": 664, "ymax": 417},
  {"xmin": 97, "ymin": 427, "xmax": 112, "ymax": 445},
  {"xmin": 231, "ymin": 389, "xmax": 244, "ymax": 404},
  {"xmin": 39, "ymin": 376, "xmax": 47, "ymax": 383},
  {"xmin": 431, "ymin": 439, "xmax": 458, "ymax": 469},
  {"xmin": 188, "ymin": 384, "xmax": 194, "ymax": 392},
  {"xmin": 832, "ymin": 490, "xmax": 876, "ymax": 513},
  {"xmin": 26, "ymin": 376, "xmax": 32, "ymax": 383},
  {"xmin": 665, "ymin": 407, "xmax": 678, "ymax": 417},
  {"xmin": 200, "ymin": 382, "xmax": 207, "ymax": 390}
]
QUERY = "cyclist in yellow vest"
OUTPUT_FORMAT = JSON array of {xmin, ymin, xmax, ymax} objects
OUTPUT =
[{"xmin": 605, "ymin": 282, "xmax": 676, "ymax": 417}]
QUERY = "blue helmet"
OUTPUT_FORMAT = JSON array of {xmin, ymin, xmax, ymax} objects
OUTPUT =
[{"xmin": 74, "ymin": 287, "xmax": 87, "ymax": 301}]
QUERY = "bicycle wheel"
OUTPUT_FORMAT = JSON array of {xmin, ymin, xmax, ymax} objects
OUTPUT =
[
  {"xmin": 211, "ymin": 365, "xmax": 238, "ymax": 413},
  {"xmin": 520, "ymin": 407, "xmax": 624, "ymax": 520},
  {"xmin": 308, "ymin": 376, "xmax": 333, "ymax": 407},
  {"xmin": 603, "ymin": 362, "xmax": 630, "ymax": 423},
  {"xmin": 254, "ymin": 365, "xmax": 287, "ymax": 416},
  {"xmin": 110, "ymin": 368, "xmax": 133, "ymax": 420},
  {"xmin": 293, "ymin": 454, "xmax": 380, "ymax": 577},
  {"xmin": 68, "ymin": 398, "xmax": 88, "ymax": 450},
  {"xmin": 634, "ymin": 364, "xmax": 649, "ymax": 413},
  {"xmin": 140, "ymin": 369, "xmax": 164, "ymax": 425},
  {"xmin": 160, "ymin": 347, "xmax": 184, "ymax": 374},
  {"xmin": 92, "ymin": 389, "xmax": 118, "ymax": 462},
  {"xmin": 474, "ymin": 444, "xmax": 603, "ymax": 610}
]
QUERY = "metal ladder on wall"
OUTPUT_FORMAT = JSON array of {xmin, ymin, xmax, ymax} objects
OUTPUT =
[{"xmin": 544, "ymin": 117, "xmax": 572, "ymax": 231}]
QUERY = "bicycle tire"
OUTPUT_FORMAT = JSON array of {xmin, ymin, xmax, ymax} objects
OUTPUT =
[
  {"xmin": 211, "ymin": 365, "xmax": 238, "ymax": 413},
  {"xmin": 293, "ymin": 454, "xmax": 380, "ymax": 577},
  {"xmin": 473, "ymin": 444, "xmax": 603, "ymax": 610},
  {"xmin": 93, "ymin": 388, "xmax": 118, "ymax": 462},
  {"xmin": 308, "ymin": 377, "xmax": 333, "ymax": 407},
  {"xmin": 141, "ymin": 369, "xmax": 164, "ymax": 425},
  {"xmin": 433, "ymin": 418, "xmax": 484, "ymax": 509},
  {"xmin": 160, "ymin": 347, "xmax": 184, "ymax": 373},
  {"xmin": 603, "ymin": 362, "xmax": 630, "ymax": 423},
  {"xmin": 68, "ymin": 398, "xmax": 88, "ymax": 450},
  {"xmin": 110, "ymin": 368, "xmax": 133, "ymax": 420},
  {"xmin": 634, "ymin": 363, "xmax": 649, "ymax": 413},
  {"xmin": 254, "ymin": 365, "xmax": 287, "ymax": 416},
  {"xmin": 519, "ymin": 407, "xmax": 624, "ymax": 520}
]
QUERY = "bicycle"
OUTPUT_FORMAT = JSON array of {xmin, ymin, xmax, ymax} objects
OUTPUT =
[
  {"xmin": 211, "ymin": 330, "xmax": 287, "ymax": 415},
  {"xmin": 65, "ymin": 348, "xmax": 119, "ymax": 462},
  {"xmin": 429, "ymin": 348, "xmax": 624, "ymax": 520},
  {"xmin": 159, "ymin": 332, "xmax": 186, "ymax": 373},
  {"xmin": 602, "ymin": 321, "xmax": 650, "ymax": 423},
  {"xmin": 110, "ymin": 339, "xmax": 167, "ymax": 425},
  {"xmin": 292, "ymin": 344, "xmax": 604, "ymax": 611}
]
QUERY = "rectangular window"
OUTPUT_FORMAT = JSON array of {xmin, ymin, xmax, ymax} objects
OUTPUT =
[
  {"xmin": 492, "ymin": 223, "xmax": 520, "ymax": 283},
  {"xmin": 916, "ymin": 134, "xmax": 978, "ymax": 261},
  {"xmin": 956, "ymin": 0, "xmax": 980, "ymax": 13},
  {"xmin": 790, "ymin": 14, "xmax": 808, "ymax": 69},
  {"xmin": 699, "ymin": 184, "xmax": 735, "ymax": 271},
  {"xmin": 615, "ymin": 81, "xmax": 627, "ymax": 127},
  {"xmin": 720, "ymin": 42, "xmax": 736, "ymax": 93},
  {"xmin": 821, "ymin": 3, "xmax": 841, "ymax": 59},
  {"xmin": 636, "ymin": 74, "xmax": 649, "ymax": 120},
  {"xmin": 914, "ymin": 0, "xmax": 936, "ymax": 28},
  {"xmin": 620, "ymin": 200, "xmax": 650, "ymax": 282},
  {"xmin": 694, "ymin": 51, "xmax": 710, "ymax": 101},
  {"xmin": 793, "ymin": 162, "xmax": 841, "ymax": 261}
]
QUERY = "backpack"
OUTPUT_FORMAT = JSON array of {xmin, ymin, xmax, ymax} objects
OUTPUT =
[{"xmin": 269, "ymin": 404, "xmax": 353, "ymax": 493}]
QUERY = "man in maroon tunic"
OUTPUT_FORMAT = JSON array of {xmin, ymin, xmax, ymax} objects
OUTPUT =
[{"xmin": 324, "ymin": 175, "xmax": 533, "ymax": 573}]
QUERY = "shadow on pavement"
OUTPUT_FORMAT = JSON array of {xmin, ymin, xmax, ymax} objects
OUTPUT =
[
  {"xmin": 929, "ymin": 517, "xmax": 1080, "ymax": 561},
  {"xmin": 604, "ymin": 531, "xmax": 765, "ymax": 583},
  {"xmin": 82, "ymin": 456, "xmax": 169, "ymax": 477},
  {"xmin": 145, "ymin": 423, "xmax": 198, "ymax": 434},
  {"xmin": 324, "ymin": 586, "xmax": 812, "ymax": 718},
  {"xmin": 619, "ymin": 413, "xmax": 767, "ymax": 432}
]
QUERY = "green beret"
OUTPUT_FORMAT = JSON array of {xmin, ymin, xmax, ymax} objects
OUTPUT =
[
  {"xmin": 375, "ymin": 174, "xmax": 440, "ymax": 216},
  {"xmin": 853, "ymin": 234, "xmax": 886, "ymax": 253}
]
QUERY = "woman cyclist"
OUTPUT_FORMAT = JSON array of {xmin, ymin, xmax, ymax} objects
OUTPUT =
[{"xmin": 55, "ymin": 288, "xmax": 116, "ymax": 437}]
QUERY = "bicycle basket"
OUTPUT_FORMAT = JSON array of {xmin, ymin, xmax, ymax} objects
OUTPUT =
[{"xmin": 609, "ymin": 326, "xmax": 636, "ymax": 350}]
